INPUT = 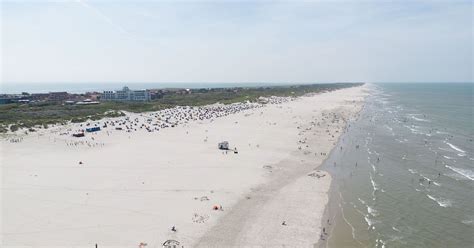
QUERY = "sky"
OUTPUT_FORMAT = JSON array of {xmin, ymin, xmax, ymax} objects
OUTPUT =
[{"xmin": 1, "ymin": 0, "xmax": 473, "ymax": 83}]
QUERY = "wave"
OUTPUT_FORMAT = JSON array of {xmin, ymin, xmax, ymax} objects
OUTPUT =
[
  {"xmin": 462, "ymin": 217, "xmax": 474, "ymax": 226},
  {"xmin": 339, "ymin": 192, "xmax": 359, "ymax": 241},
  {"xmin": 445, "ymin": 165, "xmax": 474, "ymax": 181},
  {"xmin": 420, "ymin": 174, "xmax": 431, "ymax": 181},
  {"xmin": 395, "ymin": 138, "xmax": 407, "ymax": 143},
  {"xmin": 370, "ymin": 162, "xmax": 377, "ymax": 173},
  {"xmin": 408, "ymin": 113, "xmax": 431, "ymax": 122},
  {"xmin": 369, "ymin": 173, "xmax": 379, "ymax": 191},
  {"xmin": 376, "ymin": 238, "xmax": 387, "ymax": 248},
  {"xmin": 427, "ymin": 194, "xmax": 452, "ymax": 208},
  {"xmin": 445, "ymin": 142, "xmax": 466, "ymax": 154},
  {"xmin": 368, "ymin": 205, "xmax": 379, "ymax": 216},
  {"xmin": 404, "ymin": 124, "xmax": 422, "ymax": 134},
  {"xmin": 384, "ymin": 125, "xmax": 395, "ymax": 136},
  {"xmin": 411, "ymin": 116, "xmax": 430, "ymax": 122},
  {"xmin": 364, "ymin": 215, "xmax": 376, "ymax": 230},
  {"xmin": 438, "ymin": 147, "xmax": 452, "ymax": 153}
]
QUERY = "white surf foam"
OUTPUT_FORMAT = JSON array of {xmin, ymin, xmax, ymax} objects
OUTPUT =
[
  {"xmin": 445, "ymin": 165, "xmax": 474, "ymax": 181},
  {"xmin": 368, "ymin": 205, "xmax": 379, "ymax": 216},
  {"xmin": 410, "ymin": 115, "xmax": 430, "ymax": 122},
  {"xmin": 427, "ymin": 194, "xmax": 452, "ymax": 208},
  {"xmin": 370, "ymin": 162, "xmax": 377, "ymax": 173},
  {"xmin": 369, "ymin": 173, "xmax": 379, "ymax": 191},
  {"xmin": 462, "ymin": 217, "xmax": 474, "ymax": 226},
  {"xmin": 364, "ymin": 215, "xmax": 376, "ymax": 230},
  {"xmin": 446, "ymin": 142, "xmax": 466, "ymax": 154},
  {"xmin": 438, "ymin": 147, "xmax": 452, "ymax": 152}
]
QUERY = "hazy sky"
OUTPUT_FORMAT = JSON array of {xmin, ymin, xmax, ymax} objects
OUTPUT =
[{"xmin": 1, "ymin": 0, "xmax": 473, "ymax": 83}]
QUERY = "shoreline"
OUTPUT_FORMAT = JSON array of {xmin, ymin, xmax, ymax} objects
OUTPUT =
[
  {"xmin": 316, "ymin": 99, "xmax": 369, "ymax": 248},
  {"xmin": 2, "ymin": 86, "xmax": 368, "ymax": 247}
]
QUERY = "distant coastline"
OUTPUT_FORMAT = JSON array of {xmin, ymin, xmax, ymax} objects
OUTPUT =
[
  {"xmin": 0, "ymin": 83, "xmax": 362, "ymax": 133},
  {"xmin": 2, "ymin": 82, "xmax": 471, "ymax": 95},
  {"xmin": 0, "ymin": 82, "xmax": 366, "ymax": 94}
]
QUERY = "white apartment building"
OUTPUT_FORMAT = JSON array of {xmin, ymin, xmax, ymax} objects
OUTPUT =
[{"xmin": 102, "ymin": 86, "xmax": 151, "ymax": 101}]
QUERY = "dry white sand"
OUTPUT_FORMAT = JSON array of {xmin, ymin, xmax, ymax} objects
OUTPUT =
[{"xmin": 1, "ymin": 86, "xmax": 368, "ymax": 248}]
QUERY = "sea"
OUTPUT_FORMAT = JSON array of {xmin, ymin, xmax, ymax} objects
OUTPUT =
[{"xmin": 322, "ymin": 83, "xmax": 473, "ymax": 247}]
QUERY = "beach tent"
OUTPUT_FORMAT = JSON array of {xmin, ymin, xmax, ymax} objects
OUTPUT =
[
  {"xmin": 86, "ymin": 127, "xmax": 101, "ymax": 132},
  {"xmin": 162, "ymin": 239, "xmax": 180, "ymax": 248},
  {"xmin": 218, "ymin": 141, "xmax": 229, "ymax": 150}
]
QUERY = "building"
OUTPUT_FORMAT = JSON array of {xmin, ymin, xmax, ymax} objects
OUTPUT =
[
  {"xmin": 49, "ymin": 92, "xmax": 69, "ymax": 101},
  {"xmin": 28, "ymin": 92, "xmax": 69, "ymax": 102},
  {"xmin": 84, "ymin": 92, "xmax": 101, "ymax": 101},
  {"xmin": 102, "ymin": 86, "xmax": 151, "ymax": 102},
  {"xmin": 0, "ymin": 98, "xmax": 14, "ymax": 104},
  {"xmin": 30, "ymin": 93, "xmax": 49, "ymax": 101}
]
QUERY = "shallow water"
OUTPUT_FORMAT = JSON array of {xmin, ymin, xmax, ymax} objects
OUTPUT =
[{"xmin": 323, "ymin": 83, "xmax": 473, "ymax": 247}]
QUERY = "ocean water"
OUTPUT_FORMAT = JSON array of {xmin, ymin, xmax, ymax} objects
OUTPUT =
[{"xmin": 322, "ymin": 83, "xmax": 473, "ymax": 247}]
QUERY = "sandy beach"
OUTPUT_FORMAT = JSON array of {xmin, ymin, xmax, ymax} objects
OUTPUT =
[{"xmin": 1, "ymin": 85, "xmax": 367, "ymax": 248}]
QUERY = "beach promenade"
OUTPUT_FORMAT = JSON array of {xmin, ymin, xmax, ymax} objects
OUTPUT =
[{"xmin": 1, "ymin": 85, "xmax": 367, "ymax": 247}]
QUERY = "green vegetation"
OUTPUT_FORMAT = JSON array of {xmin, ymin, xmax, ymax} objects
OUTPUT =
[{"xmin": 0, "ymin": 83, "xmax": 362, "ymax": 133}]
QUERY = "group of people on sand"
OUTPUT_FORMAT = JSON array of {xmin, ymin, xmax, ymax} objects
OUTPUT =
[
  {"xmin": 66, "ymin": 140, "xmax": 105, "ymax": 148},
  {"xmin": 82, "ymin": 102, "xmax": 267, "ymax": 135},
  {"xmin": 9, "ymin": 96, "xmax": 293, "ymax": 151},
  {"xmin": 9, "ymin": 137, "xmax": 23, "ymax": 143},
  {"xmin": 47, "ymin": 99, "xmax": 293, "ymax": 149}
]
